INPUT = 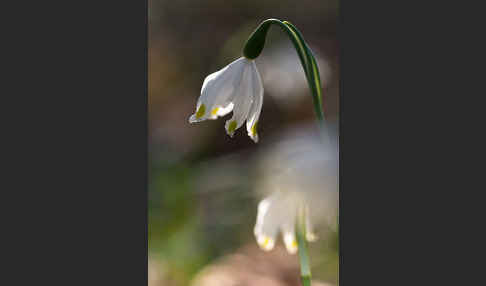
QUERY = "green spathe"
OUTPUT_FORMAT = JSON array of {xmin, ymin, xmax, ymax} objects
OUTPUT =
[{"xmin": 243, "ymin": 19, "xmax": 324, "ymax": 122}]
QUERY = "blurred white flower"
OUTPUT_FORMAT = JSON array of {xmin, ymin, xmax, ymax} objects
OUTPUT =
[
  {"xmin": 254, "ymin": 191, "xmax": 317, "ymax": 254},
  {"xmin": 189, "ymin": 57, "xmax": 264, "ymax": 143},
  {"xmin": 253, "ymin": 124, "xmax": 338, "ymax": 254}
]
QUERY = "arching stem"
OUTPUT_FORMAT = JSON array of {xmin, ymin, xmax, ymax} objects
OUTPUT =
[
  {"xmin": 244, "ymin": 19, "xmax": 333, "ymax": 286},
  {"xmin": 243, "ymin": 19, "xmax": 325, "ymax": 122}
]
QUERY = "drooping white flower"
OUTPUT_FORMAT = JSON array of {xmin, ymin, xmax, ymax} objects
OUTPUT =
[
  {"xmin": 254, "ymin": 191, "xmax": 318, "ymax": 254},
  {"xmin": 188, "ymin": 57, "xmax": 264, "ymax": 143},
  {"xmin": 253, "ymin": 124, "xmax": 339, "ymax": 254}
]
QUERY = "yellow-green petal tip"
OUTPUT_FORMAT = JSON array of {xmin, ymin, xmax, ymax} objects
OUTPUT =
[{"xmin": 196, "ymin": 104, "xmax": 206, "ymax": 119}]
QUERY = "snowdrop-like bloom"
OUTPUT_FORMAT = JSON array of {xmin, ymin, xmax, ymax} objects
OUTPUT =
[
  {"xmin": 189, "ymin": 57, "xmax": 264, "ymax": 143},
  {"xmin": 253, "ymin": 124, "xmax": 338, "ymax": 254},
  {"xmin": 254, "ymin": 191, "xmax": 318, "ymax": 254}
]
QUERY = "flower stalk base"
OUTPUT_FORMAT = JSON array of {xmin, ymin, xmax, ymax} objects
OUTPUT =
[{"xmin": 296, "ymin": 206, "xmax": 312, "ymax": 286}]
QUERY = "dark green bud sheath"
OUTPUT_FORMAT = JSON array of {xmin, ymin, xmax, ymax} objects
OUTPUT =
[
  {"xmin": 243, "ymin": 19, "xmax": 326, "ymax": 123},
  {"xmin": 242, "ymin": 19, "xmax": 273, "ymax": 59}
]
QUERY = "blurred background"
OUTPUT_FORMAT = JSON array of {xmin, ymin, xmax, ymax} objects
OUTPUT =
[{"xmin": 149, "ymin": 0, "xmax": 339, "ymax": 285}]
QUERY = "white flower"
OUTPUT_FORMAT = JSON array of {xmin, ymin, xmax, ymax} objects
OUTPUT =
[
  {"xmin": 254, "ymin": 191, "xmax": 318, "ymax": 254},
  {"xmin": 253, "ymin": 124, "xmax": 338, "ymax": 254},
  {"xmin": 189, "ymin": 57, "xmax": 264, "ymax": 143}
]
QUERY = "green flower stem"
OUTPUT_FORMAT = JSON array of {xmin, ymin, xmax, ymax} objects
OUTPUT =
[
  {"xmin": 243, "ymin": 19, "xmax": 325, "ymax": 123},
  {"xmin": 244, "ymin": 19, "xmax": 332, "ymax": 286},
  {"xmin": 283, "ymin": 22, "xmax": 332, "ymax": 148},
  {"xmin": 283, "ymin": 21, "xmax": 324, "ymax": 121},
  {"xmin": 296, "ymin": 205, "xmax": 312, "ymax": 286}
]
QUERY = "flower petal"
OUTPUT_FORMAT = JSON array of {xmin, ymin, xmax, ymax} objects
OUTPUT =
[
  {"xmin": 305, "ymin": 213, "xmax": 318, "ymax": 242},
  {"xmin": 224, "ymin": 61, "xmax": 254, "ymax": 137},
  {"xmin": 281, "ymin": 224, "xmax": 298, "ymax": 254},
  {"xmin": 246, "ymin": 61, "xmax": 264, "ymax": 143},
  {"xmin": 254, "ymin": 196, "xmax": 279, "ymax": 251},
  {"xmin": 256, "ymin": 234, "xmax": 276, "ymax": 251},
  {"xmin": 189, "ymin": 58, "xmax": 246, "ymax": 123},
  {"xmin": 283, "ymin": 232, "xmax": 298, "ymax": 254}
]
